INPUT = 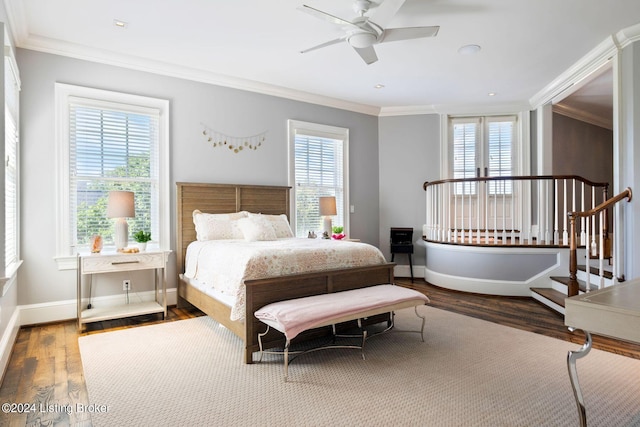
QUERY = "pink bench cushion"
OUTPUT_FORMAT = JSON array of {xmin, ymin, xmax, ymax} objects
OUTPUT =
[{"xmin": 254, "ymin": 284, "xmax": 429, "ymax": 340}]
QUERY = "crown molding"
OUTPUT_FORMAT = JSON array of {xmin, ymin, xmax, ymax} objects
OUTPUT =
[
  {"xmin": 552, "ymin": 103, "xmax": 613, "ymax": 130},
  {"xmin": 529, "ymin": 35, "xmax": 618, "ymax": 109},
  {"xmin": 528, "ymin": 22, "xmax": 640, "ymax": 109},
  {"xmin": 4, "ymin": 0, "xmax": 385, "ymax": 116},
  {"xmin": 378, "ymin": 105, "xmax": 438, "ymax": 116},
  {"xmin": 15, "ymin": 34, "xmax": 383, "ymax": 117}
]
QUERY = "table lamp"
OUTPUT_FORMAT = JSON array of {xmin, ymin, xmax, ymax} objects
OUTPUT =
[
  {"xmin": 319, "ymin": 196, "xmax": 337, "ymax": 238},
  {"xmin": 107, "ymin": 190, "xmax": 135, "ymax": 250}
]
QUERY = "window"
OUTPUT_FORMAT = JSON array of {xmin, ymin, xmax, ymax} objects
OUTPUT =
[
  {"xmin": 288, "ymin": 120, "xmax": 349, "ymax": 237},
  {"xmin": 450, "ymin": 115, "xmax": 516, "ymax": 195},
  {"xmin": 4, "ymin": 50, "xmax": 19, "ymax": 272},
  {"xmin": 55, "ymin": 84, "xmax": 169, "ymax": 266}
]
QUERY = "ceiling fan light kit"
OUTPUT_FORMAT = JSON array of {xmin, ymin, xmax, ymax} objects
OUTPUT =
[
  {"xmin": 348, "ymin": 32, "xmax": 378, "ymax": 49},
  {"xmin": 299, "ymin": 0, "xmax": 439, "ymax": 65}
]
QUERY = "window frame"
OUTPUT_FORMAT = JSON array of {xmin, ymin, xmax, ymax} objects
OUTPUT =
[
  {"xmin": 2, "ymin": 36, "xmax": 22, "ymax": 291},
  {"xmin": 54, "ymin": 83, "xmax": 170, "ymax": 270},
  {"xmin": 449, "ymin": 115, "xmax": 517, "ymax": 195},
  {"xmin": 287, "ymin": 119, "xmax": 350, "ymax": 238}
]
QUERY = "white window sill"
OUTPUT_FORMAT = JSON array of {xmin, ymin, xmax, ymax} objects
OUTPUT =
[
  {"xmin": 54, "ymin": 255, "xmax": 77, "ymax": 271},
  {"xmin": 1, "ymin": 259, "xmax": 23, "ymax": 296}
]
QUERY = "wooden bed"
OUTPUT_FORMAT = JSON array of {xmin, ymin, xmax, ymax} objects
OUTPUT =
[{"xmin": 176, "ymin": 182, "xmax": 395, "ymax": 363}]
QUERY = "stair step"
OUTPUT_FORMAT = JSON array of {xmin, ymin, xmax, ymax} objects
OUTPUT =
[
  {"xmin": 577, "ymin": 264, "xmax": 613, "ymax": 280},
  {"xmin": 531, "ymin": 287, "xmax": 566, "ymax": 308},
  {"xmin": 549, "ymin": 276, "xmax": 596, "ymax": 293}
]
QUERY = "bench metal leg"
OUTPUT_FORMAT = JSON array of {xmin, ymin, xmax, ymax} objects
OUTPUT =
[{"xmin": 256, "ymin": 306, "xmax": 427, "ymax": 382}]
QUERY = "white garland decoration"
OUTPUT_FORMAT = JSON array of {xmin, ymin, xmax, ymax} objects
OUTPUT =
[{"xmin": 201, "ymin": 124, "xmax": 266, "ymax": 154}]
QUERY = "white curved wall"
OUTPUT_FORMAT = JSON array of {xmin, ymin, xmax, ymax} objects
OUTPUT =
[{"xmin": 423, "ymin": 241, "xmax": 570, "ymax": 296}]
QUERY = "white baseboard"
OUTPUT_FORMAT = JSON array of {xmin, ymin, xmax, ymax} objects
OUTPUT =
[
  {"xmin": 0, "ymin": 308, "xmax": 20, "ymax": 381},
  {"xmin": 19, "ymin": 288, "xmax": 178, "ymax": 326}
]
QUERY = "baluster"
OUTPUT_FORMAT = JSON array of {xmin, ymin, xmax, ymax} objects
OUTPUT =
[
  {"xmin": 536, "ymin": 179, "xmax": 542, "ymax": 244},
  {"xmin": 425, "ymin": 186, "xmax": 433, "ymax": 239},
  {"xmin": 468, "ymin": 181, "xmax": 473, "ymax": 244},
  {"xmin": 585, "ymin": 216, "xmax": 591, "ymax": 293},
  {"xmin": 553, "ymin": 179, "xmax": 559, "ymax": 244},
  {"xmin": 562, "ymin": 179, "xmax": 569, "ymax": 245},
  {"xmin": 590, "ymin": 190, "xmax": 597, "ymax": 257},
  {"xmin": 477, "ymin": 180, "xmax": 481, "ymax": 243},
  {"xmin": 599, "ymin": 210, "xmax": 604, "ymax": 289},
  {"xmin": 510, "ymin": 179, "xmax": 516, "ymax": 244},
  {"xmin": 485, "ymin": 180, "xmax": 490, "ymax": 243},
  {"xmin": 493, "ymin": 181, "xmax": 498, "ymax": 245},
  {"xmin": 502, "ymin": 180, "xmax": 507, "ymax": 243},
  {"xmin": 580, "ymin": 182, "xmax": 585, "ymax": 246},
  {"xmin": 453, "ymin": 183, "xmax": 458, "ymax": 243}
]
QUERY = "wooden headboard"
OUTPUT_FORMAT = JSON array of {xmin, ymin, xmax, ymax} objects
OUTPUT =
[{"xmin": 176, "ymin": 182, "xmax": 291, "ymax": 273}]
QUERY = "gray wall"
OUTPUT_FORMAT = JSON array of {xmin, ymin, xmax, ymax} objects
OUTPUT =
[
  {"xmin": 552, "ymin": 113, "xmax": 613, "ymax": 185},
  {"xmin": 17, "ymin": 48, "xmax": 380, "ymax": 306},
  {"xmin": 378, "ymin": 114, "xmax": 440, "ymax": 266}
]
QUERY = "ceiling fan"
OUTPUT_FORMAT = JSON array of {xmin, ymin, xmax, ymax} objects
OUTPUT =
[{"xmin": 298, "ymin": 0, "xmax": 439, "ymax": 65}]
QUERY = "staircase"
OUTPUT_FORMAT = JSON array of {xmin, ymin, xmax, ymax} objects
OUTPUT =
[{"xmin": 531, "ymin": 261, "xmax": 615, "ymax": 315}]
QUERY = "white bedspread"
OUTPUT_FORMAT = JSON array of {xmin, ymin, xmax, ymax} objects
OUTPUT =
[{"xmin": 184, "ymin": 238, "xmax": 387, "ymax": 321}]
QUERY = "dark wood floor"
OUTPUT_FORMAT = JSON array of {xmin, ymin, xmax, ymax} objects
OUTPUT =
[{"xmin": 1, "ymin": 278, "xmax": 639, "ymax": 426}]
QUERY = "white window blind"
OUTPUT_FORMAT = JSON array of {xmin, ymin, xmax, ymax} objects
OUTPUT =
[
  {"xmin": 452, "ymin": 119, "xmax": 478, "ymax": 195},
  {"xmin": 69, "ymin": 101, "xmax": 159, "ymax": 249},
  {"xmin": 4, "ymin": 54, "xmax": 19, "ymax": 269},
  {"xmin": 487, "ymin": 118, "xmax": 514, "ymax": 194},
  {"xmin": 289, "ymin": 120, "xmax": 348, "ymax": 238},
  {"xmin": 450, "ymin": 116, "xmax": 516, "ymax": 195}
]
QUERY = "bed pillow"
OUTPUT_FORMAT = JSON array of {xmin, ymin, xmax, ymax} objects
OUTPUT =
[
  {"xmin": 238, "ymin": 216, "xmax": 278, "ymax": 241},
  {"xmin": 192, "ymin": 210, "xmax": 248, "ymax": 241},
  {"xmin": 248, "ymin": 213, "xmax": 294, "ymax": 238}
]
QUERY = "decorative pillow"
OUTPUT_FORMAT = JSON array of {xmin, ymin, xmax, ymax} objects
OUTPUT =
[
  {"xmin": 192, "ymin": 210, "xmax": 248, "ymax": 240},
  {"xmin": 238, "ymin": 216, "xmax": 278, "ymax": 241},
  {"xmin": 248, "ymin": 213, "xmax": 294, "ymax": 238}
]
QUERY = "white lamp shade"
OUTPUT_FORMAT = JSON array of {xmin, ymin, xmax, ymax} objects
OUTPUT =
[
  {"xmin": 319, "ymin": 196, "xmax": 337, "ymax": 237},
  {"xmin": 107, "ymin": 191, "xmax": 135, "ymax": 219},
  {"xmin": 319, "ymin": 196, "xmax": 337, "ymax": 216}
]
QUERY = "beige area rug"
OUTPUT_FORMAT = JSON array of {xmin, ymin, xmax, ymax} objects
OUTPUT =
[{"xmin": 78, "ymin": 307, "xmax": 640, "ymax": 426}]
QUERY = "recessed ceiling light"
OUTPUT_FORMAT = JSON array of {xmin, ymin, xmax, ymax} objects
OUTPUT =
[
  {"xmin": 458, "ymin": 44, "xmax": 481, "ymax": 55},
  {"xmin": 113, "ymin": 19, "xmax": 128, "ymax": 29},
  {"xmin": 488, "ymin": 92, "xmax": 496, "ymax": 97},
  {"xmin": 374, "ymin": 84, "xmax": 385, "ymax": 89}
]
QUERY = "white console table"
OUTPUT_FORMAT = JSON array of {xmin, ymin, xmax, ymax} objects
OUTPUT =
[
  {"xmin": 77, "ymin": 250, "xmax": 170, "ymax": 331},
  {"xmin": 564, "ymin": 278, "xmax": 640, "ymax": 426}
]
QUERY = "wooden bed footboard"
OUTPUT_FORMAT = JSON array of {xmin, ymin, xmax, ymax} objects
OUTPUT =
[{"xmin": 179, "ymin": 263, "xmax": 396, "ymax": 364}]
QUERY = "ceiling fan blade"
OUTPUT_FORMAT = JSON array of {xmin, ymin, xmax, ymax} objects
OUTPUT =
[
  {"xmin": 369, "ymin": 0, "xmax": 406, "ymax": 29},
  {"xmin": 381, "ymin": 26, "xmax": 440, "ymax": 43},
  {"xmin": 353, "ymin": 45, "xmax": 378, "ymax": 65},
  {"xmin": 300, "ymin": 37, "xmax": 346, "ymax": 54},
  {"xmin": 298, "ymin": 5, "xmax": 360, "ymax": 30}
]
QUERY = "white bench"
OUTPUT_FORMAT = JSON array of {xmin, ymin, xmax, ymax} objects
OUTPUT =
[{"xmin": 254, "ymin": 284, "xmax": 430, "ymax": 381}]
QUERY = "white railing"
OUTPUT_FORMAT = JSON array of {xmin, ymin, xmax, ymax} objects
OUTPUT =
[{"xmin": 423, "ymin": 175, "xmax": 609, "ymax": 248}]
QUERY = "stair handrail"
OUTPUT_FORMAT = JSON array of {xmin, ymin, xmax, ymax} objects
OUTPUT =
[
  {"xmin": 423, "ymin": 174, "xmax": 609, "ymax": 247},
  {"xmin": 423, "ymin": 174, "xmax": 608, "ymax": 190},
  {"xmin": 567, "ymin": 187, "xmax": 633, "ymax": 297}
]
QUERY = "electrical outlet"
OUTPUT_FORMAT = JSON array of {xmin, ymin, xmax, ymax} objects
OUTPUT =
[{"xmin": 123, "ymin": 279, "xmax": 131, "ymax": 291}]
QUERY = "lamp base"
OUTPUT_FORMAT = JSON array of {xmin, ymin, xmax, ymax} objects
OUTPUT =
[
  {"xmin": 114, "ymin": 218, "xmax": 129, "ymax": 250},
  {"xmin": 323, "ymin": 217, "xmax": 333, "ymax": 238}
]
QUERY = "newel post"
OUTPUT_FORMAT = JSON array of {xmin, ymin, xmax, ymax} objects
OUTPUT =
[{"xmin": 568, "ymin": 213, "xmax": 579, "ymax": 297}]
